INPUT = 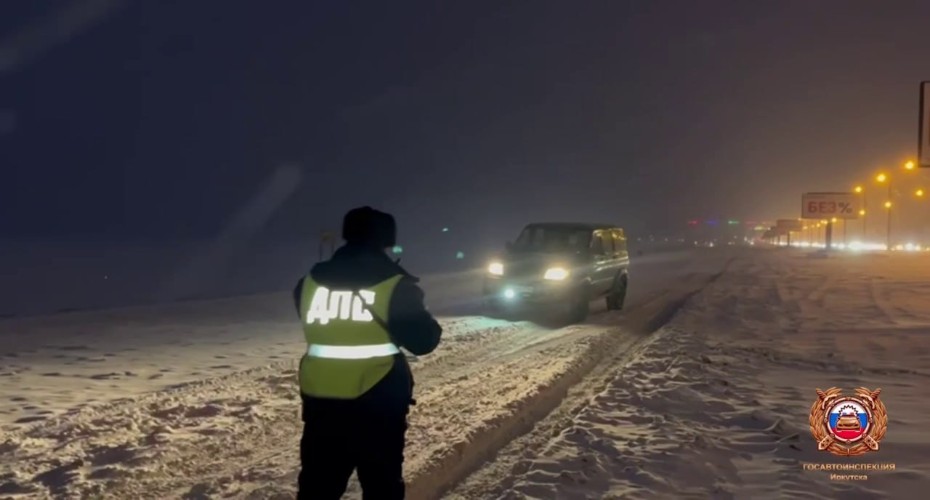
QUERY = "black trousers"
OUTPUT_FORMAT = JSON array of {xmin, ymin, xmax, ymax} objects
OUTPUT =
[{"xmin": 298, "ymin": 394, "xmax": 410, "ymax": 500}]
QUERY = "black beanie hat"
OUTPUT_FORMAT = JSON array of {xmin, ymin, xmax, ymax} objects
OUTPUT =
[{"xmin": 342, "ymin": 206, "xmax": 397, "ymax": 248}]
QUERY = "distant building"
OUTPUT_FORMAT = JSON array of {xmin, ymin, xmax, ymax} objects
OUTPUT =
[{"xmin": 684, "ymin": 218, "xmax": 772, "ymax": 245}]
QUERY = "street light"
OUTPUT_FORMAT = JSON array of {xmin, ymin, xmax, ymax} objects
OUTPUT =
[
  {"xmin": 884, "ymin": 200, "xmax": 893, "ymax": 249},
  {"xmin": 831, "ymin": 217, "xmax": 843, "ymax": 247},
  {"xmin": 854, "ymin": 185, "xmax": 868, "ymax": 241},
  {"xmin": 851, "ymin": 163, "xmax": 916, "ymax": 249},
  {"xmin": 875, "ymin": 172, "xmax": 895, "ymax": 249},
  {"xmin": 877, "ymin": 163, "xmax": 918, "ymax": 246}
]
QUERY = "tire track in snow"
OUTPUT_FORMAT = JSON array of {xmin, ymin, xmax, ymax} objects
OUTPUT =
[
  {"xmin": 243, "ymin": 316, "xmax": 640, "ymax": 499},
  {"xmin": 805, "ymin": 275, "xmax": 836, "ymax": 304},
  {"xmin": 765, "ymin": 252, "xmax": 885, "ymax": 333},
  {"xmin": 868, "ymin": 278, "xmax": 910, "ymax": 327},
  {"xmin": 442, "ymin": 266, "xmax": 732, "ymax": 500}
]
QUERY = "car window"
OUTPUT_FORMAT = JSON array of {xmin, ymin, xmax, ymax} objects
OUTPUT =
[
  {"xmin": 612, "ymin": 229, "xmax": 627, "ymax": 254},
  {"xmin": 567, "ymin": 231, "xmax": 590, "ymax": 248},
  {"xmin": 591, "ymin": 231, "xmax": 610, "ymax": 255},
  {"xmin": 604, "ymin": 231, "xmax": 617, "ymax": 253},
  {"xmin": 514, "ymin": 227, "xmax": 591, "ymax": 251}
]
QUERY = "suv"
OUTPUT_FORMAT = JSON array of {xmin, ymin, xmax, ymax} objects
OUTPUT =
[{"xmin": 483, "ymin": 222, "xmax": 630, "ymax": 322}]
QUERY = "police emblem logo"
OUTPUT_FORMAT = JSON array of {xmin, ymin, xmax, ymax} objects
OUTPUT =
[{"xmin": 809, "ymin": 387, "xmax": 888, "ymax": 457}]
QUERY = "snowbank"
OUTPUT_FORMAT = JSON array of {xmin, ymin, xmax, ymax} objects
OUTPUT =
[
  {"xmin": 0, "ymin": 317, "xmax": 628, "ymax": 499},
  {"xmin": 466, "ymin": 250, "xmax": 930, "ymax": 499},
  {"xmin": 0, "ymin": 268, "xmax": 489, "ymax": 432}
]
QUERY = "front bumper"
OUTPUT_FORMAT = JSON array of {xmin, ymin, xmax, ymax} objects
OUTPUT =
[{"xmin": 482, "ymin": 275, "xmax": 577, "ymax": 308}]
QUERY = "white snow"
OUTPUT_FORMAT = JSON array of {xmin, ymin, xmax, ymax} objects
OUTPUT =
[
  {"xmin": 452, "ymin": 249, "xmax": 930, "ymax": 500},
  {"xmin": 1, "ymin": 248, "xmax": 737, "ymax": 499}
]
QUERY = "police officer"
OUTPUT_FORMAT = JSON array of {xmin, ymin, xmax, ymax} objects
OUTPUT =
[{"xmin": 293, "ymin": 206, "xmax": 443, "ymax": 499}]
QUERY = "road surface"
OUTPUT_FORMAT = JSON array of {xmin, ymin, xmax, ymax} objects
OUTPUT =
[{"xmin": 0, "ymin": 247, "xmax": 734, "ymax": 499}]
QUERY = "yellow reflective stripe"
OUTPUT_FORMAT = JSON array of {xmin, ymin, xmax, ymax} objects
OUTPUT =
[{"xmin": 306, "ymin": 343, "xmax": 400, "ymax": 359}]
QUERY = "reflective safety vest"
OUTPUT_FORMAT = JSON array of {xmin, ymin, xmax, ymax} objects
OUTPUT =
[{"xmin": 298, "ymin": 274, "xmax": 403, "ymax": 399}]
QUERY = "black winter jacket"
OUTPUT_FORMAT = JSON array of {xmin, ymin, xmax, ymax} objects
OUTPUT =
[{"xmin": 293, "ymin": 243, "xmax": 443, "ymax": 404}]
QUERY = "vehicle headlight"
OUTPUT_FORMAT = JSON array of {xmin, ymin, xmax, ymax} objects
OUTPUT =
[
  {"xmin": 543, "ymin": 267, "xmax": 569, "ymax": 280},
  {"xmin": 488, "ymin": 262, "xmax": 504, "ymax": 275}
]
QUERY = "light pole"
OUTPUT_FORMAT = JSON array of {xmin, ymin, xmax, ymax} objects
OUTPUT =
[
  {"xmin": 854, "ymin": 185, "xmax": 866, "ymax": 241},
  {"xmin": 916, "ymin": 188, "xmax": 925, "ymax": 245},
  {"xmin": 876, "ymin": 173, "xmax": 892, "ymax": 249},
  {"xmin": 876, "ymin": 161, "xmax": 919, "ymax": 250},
  {"xmin": 858, "ymin": 209, "xmax": 866, "ymax": 241},
  {"xmin": 833, "ymin": 217, "xmax": 844, "ymax": 247},
  {"xmin": 884, "ymin": 200, "xmax": 892, "ymax": 249}
]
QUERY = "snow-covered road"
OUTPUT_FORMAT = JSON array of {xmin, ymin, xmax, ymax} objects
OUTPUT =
[
  {"xmin": 450, "ymin": 249, "xmax": 930, "ymax": 500},
  {"xmin": 0, "ymin": 247, "xmax": 732, "ymax": 498}
]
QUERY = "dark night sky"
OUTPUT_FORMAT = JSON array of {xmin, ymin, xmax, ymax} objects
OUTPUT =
[{"xmin": 2, "ymin": 0, "xmax": 929, "ymax": 243}]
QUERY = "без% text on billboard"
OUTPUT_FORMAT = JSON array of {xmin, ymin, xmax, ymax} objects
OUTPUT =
[{"xmin": 801, "ymin": 192, "xmax": 860, "ymax": 219}]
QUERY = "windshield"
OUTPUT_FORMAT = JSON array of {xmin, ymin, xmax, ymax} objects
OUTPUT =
[{"xmin": 512, "ymin": 226, "xmax": 591, "ymax": 252}]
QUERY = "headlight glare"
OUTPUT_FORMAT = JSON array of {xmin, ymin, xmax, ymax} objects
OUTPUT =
[
  {"xmin": 543, "ymin": 267, "xmax": 569, "ymax": 280},
  {"xmin": 488, "ymin": 262, "xmax": 504, "ymax": 275}
]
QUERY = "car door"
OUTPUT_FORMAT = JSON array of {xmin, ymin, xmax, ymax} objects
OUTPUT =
[
  {"xmin": 589, "ymin": 230, "xmax": 615, "ymax": 294},
  {"xmin": 611, "ymin": 228, "xmax": 630, "ymax": 273}
]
